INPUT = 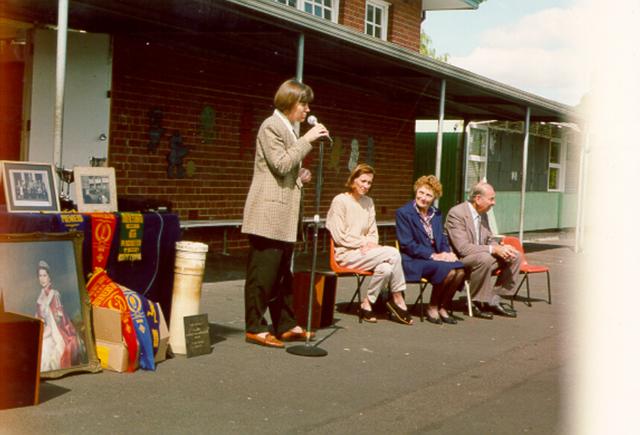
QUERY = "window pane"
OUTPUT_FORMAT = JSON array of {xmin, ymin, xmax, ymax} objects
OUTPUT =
[
  {"xmin": 366, "ymin": 23, "xmax": 373, "ymax": 35},
  {"xmin": 548, "ymin": 167, "xmax": 558, "ymax": 190},
  {"xmin": 324, "ymin": 0, "xmax": 331, "ymax": 6},
  {"xmin": 304, "ymin": 3, "xmax": 312, "ymax": 13},
  {"xmin": 324, "ymin": 9, "xmax": 331, "ymax": 20},
  {"xmin": 466, "ymin": 161, "xmax": 485, "ymax": 189},
  {"xmin": 314, "ymin": 5, "xmax": 321, "ymax": 16},
  {"xmin": 374, "ymin": 26, "xmax": 380, "ymax": 38},
  {"xmin": 375, "ymin": 8, "xmax": 381, "ymax": 24},
  {"xmin": 549, "ymin": 142, "xmax": 560, "ymax": 164},
  {"xmin": 469, "ymin": 129, "xmax": 487, "ymax": 156},
  {"xmin": 366, "ymin": 5, "xmax": 374, "ymax": 22}
]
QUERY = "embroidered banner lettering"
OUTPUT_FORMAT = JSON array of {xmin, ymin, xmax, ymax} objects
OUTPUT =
[
  {"xmin": 122, "ymin": 287, "xmax": 155, "ymax": 371},
  {"xmin": 118, "ymin": 212, "xmax": 144, "ymax": 262}
]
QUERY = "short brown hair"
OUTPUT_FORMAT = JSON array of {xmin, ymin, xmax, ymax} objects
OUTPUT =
[
  {"xmin": 273, "ymin": 78, "xmax": 314, "ymax": 113},
  {"xmin": 345, "ymin": 163, "xmax": 375, "ymax": 189},
  {"xmin": 413, "ymin": 175, "xmax": 443, "ymax": 199}
]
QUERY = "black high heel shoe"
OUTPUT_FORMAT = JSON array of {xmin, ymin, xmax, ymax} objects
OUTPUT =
[
  {"xmin": 425, "ymin": 312, "xmax": 442, "ymax": 325},
  {"xmin": 359, "ymin": 307, "xmax": 377, "ymax": 323},
  {"xmin": 386, "ymin": 300, "xmax": 413, "ymax": 325},
  {"xmin": 440, "ymin": 314, "xmax": 457, "ymax": 325}
]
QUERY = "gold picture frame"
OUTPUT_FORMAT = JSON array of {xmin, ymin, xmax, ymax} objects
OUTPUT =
[
  {"xmin": 0, "ymin": 231, "xmax": 101, "ymax": 378},
  {"xmin": 73, "ymin": 166, "xmax": 118, "ymax": 213},
  {"xmin": 0, "ymin": 161, "xmax": 60, "ymax": 213}
]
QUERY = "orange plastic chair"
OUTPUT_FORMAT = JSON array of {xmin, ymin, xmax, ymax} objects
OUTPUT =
[
  {"xmin": 502, "ymin": 236, "xmax": 551, "ymax": 307},
  {"xmin": 329, "ymin": 239, "xmax": 373, "ymax": 323}
]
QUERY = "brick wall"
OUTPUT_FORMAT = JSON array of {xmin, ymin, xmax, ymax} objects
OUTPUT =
[
  {"xmin": 387, "ymin": 0, "xmax": 422, "ymax": 51},
  {"xmin": 341, "ymin": 0, "xmax": 421, "ymax": 52},
  {"xmin": 109, "ymin": 35, "xmax": 416, "ymax": 252}
]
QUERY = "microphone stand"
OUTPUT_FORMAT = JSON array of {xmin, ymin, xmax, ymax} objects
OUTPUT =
[{"xmin": 287, "ymin": 138, "xmax": 328, "ymax": 357}]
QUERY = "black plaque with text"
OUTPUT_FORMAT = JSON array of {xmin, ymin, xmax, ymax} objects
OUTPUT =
[{"xmin": 183, "ymin": 314, "xmax": 212, "ymax": 358}]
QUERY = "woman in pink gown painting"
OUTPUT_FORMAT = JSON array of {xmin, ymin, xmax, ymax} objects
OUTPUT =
[{"xmin": 35, "ymin": 260, "xmax": 83, "ymax": 371}]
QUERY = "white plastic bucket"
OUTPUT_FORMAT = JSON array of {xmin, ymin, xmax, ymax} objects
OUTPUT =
[{"xmin": 169, "ymin": 241, "xmax": 208, "ymax": 354}]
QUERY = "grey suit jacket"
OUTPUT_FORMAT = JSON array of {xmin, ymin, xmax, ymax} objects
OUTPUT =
[
  {"xmin": 444, "ymin": 201, "xmax": 494, "ymax": 258},
  {"xmin": 241, "ymin": 112, "xmax": 312, "ymax": 243}
]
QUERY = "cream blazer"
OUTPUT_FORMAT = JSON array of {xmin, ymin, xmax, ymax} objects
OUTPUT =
[{"xmin": 241, "ymin": 113, "xmax": 312, "ymax": 242}]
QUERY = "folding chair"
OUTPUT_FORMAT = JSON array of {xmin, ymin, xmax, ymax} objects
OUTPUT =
[
  {"xmin": 502, "ymin": 236, "xmax": 551, "ymax": 308},
  {"xmin": 329, "ymin": 239, "xmax": 373, "ymax": 323}
]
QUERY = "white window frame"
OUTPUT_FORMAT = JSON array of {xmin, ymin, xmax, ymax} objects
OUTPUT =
[
  {"xmin": 275, "ymin": 0, "xmax": 340, "ymax": 24},
  {"xmin": 547, "ymin": 137, "xmax": 566, "ymax": 192},
  {"xmin": 465, "ymin": 124, "xmax": 489, "ymax": 191},
  {"xmin": 365, "ymin": 0, "xmax": 390, "ymax": 41}
]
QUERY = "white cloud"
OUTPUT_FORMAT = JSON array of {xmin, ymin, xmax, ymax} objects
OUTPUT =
[{"xmin": 450, "ymin": 6, "xmax": 590, "ymax": 106}]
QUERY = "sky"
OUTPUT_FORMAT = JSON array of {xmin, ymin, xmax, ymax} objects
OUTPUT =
[{"xmin": 422, "ymin": 0, "xmax": 588, "ymax": 106}]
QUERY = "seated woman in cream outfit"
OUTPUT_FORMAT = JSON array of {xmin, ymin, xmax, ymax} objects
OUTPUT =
[{"xmin": 326, "ymin": 163, "xmax": 412, "ymax": 325}]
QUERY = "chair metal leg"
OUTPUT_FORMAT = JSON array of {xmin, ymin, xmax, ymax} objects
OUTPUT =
[
  {"xmin": 346, "ymin": 275, "xmax": 365, "ymax": 323},
  {"xmin": 511, "ymin": 275, "xmax": 528, "ymax": 309},
  {"xmin": 412, "ymin": 282, "xmax": 427, "ymax": 322},
  {"xmin": 524, "ymin": 274, "xmax": 532, "ymax": 307},
  {"xmin": 546, "ymin": 271, "xmax": 551, "ymax": 304}
]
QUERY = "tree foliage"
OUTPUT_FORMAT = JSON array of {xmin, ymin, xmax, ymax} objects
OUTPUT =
[{"xmin": 419, "ymin": 32, "xmax": 449, "ymax": 63}]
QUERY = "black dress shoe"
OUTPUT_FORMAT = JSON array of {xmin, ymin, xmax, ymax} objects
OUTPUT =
[
  {"xmin": 425, "ymin": 312, "xmax": 442, "ymax": 325},
  {"xmin": 440, "ymin": 315, "xmax": 457, "ymax": 325},
  {"xmin": 500, "ymin": 302, "xmax": 517, "ymax": 314},
  {"xmin": 489, "ymin": 303, "xmax": 517, "ymax": 318},
  {"xmin": 469, "ymin": 304, "xmax": 493, "ymax": 319}
]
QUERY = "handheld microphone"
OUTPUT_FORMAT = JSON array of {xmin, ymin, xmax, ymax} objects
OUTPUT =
[{"xmin": 307, "ymin": 115, "xmax": 333, "ymax": 145}]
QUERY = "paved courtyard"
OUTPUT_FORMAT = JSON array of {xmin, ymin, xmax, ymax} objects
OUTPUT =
[{"xmin": 0, "ymin": 238, "xmax": 576, "ymax": 434}]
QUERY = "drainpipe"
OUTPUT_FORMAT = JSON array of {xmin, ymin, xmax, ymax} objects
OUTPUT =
[
  {"xmin": 435, "ymin": 78, "xmax": 446, "ymax": 206},
  {"xmin": 518, "ymin": 107, "xmax": 531, "ymax": 242},
  {"xmin": 296, "ymin": 33, "xmax": 304, "ymax": 82},
  {"xmin": 53, "ymin": 0, "xmax": 68, "ymax": 169}
]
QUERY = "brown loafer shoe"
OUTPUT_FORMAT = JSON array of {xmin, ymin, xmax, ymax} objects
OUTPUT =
[
  {"xmin": 280, "ymin": 329, "xmax": 316, "ymax": 342},
  {"xmin": 245, "ymin": 332, "xmax": 284, "ymax": 348}
]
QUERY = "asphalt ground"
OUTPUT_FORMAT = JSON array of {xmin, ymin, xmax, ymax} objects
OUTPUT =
[{"xmin": 0, "ymin": 235, "xmax": 576, "ymax": 434}]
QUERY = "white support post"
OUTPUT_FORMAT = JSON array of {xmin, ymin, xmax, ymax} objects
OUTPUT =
[
  {"xmin": 53, "ymin": 0, "xmax": 69, "ymax": 168},
  {"xmin": 435, "ymin": 79, "xmax": 446, "ymax": 207},
  {"xmin": 518, "ymin": 107, "xmax": 531, "ymax": 242}
]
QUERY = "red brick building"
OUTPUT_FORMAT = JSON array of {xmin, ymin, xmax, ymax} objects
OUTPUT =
[{"xmin": 1, "ymin": 0, "xmax": 573, "ymax": 252}]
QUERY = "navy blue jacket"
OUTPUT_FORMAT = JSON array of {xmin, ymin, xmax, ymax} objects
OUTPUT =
[{"xmin": 395, "ymin": 201, "xmax": 453, "ymax": 282}]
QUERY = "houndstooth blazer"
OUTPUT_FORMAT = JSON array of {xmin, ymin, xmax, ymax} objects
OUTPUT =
[{"xmin": 241, "ymin": 112, "xmax": 312, "ymax": 243}]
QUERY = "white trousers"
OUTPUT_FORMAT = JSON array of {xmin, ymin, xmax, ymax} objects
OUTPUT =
[{"xmin": 338, "ymin": 246, "xmax": 406, "ymax": 304}]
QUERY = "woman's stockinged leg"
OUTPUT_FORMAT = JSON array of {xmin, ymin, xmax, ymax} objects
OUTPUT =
[{"xmin": 439, "ymin": 269, "xmax": 465, "ymax": 317}]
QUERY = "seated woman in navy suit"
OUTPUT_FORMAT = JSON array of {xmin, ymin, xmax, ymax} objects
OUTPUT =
[{"xmin": 396, "ymin": 175, "xmax": 465, "ymax": 325}]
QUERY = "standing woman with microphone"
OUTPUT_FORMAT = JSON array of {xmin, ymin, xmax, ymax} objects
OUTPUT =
[{"xmin": 242, "ymin": 78, "xmax": 329, "ymax": 348}]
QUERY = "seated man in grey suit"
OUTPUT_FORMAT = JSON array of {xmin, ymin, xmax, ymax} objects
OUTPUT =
[{"xmin": 445, "ymin": 182, "xmax": 521, "ymax": 318}]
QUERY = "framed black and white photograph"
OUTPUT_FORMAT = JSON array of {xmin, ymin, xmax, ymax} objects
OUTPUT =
[
  {"xmin": 73, "ymin": 166, "xmax": 118, "ymax": 213},
  {"xmin": 0, "ymin": 161, "xmax": 60, "ymax": 213},
  {"xmin": 0, "ymin": 232, "xmax": 101, "ymax": 378}
]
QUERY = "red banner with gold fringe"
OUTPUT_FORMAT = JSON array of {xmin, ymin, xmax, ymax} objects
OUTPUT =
[
  {"xmin": 91, "ymin": 213, "xmax": 116, "ymax": 270},
  {"xmin": 86, "ymin": 268, "xmax": 139, "ymax": 372}
]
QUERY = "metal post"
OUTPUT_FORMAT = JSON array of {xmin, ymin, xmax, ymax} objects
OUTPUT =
[
  {"xmin": 53, "ymin": 0, "xmax": 69, "ymax": 167},
  {"xmin": 435, "ymin": 79, "xmax": 446, "ymax": 208},
  {"xmin": 518, "ymin": 107, "xmax": 531, "ymax": 242},
  {"xmin": 296, "ymin": 33, "xmax": 304, "ymax": 82},
  {"xmin": 435, "ymin": 79, "xmax": 446, "ymax": 179}
]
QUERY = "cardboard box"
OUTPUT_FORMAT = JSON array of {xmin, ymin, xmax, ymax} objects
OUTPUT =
[
  {"xmin": 92, "ymin": 303, "xmax": 169, "ymax": 372},
  {"xmin": 0, "ymin": 311, "xmax": 43, "ymax": 409},
  {"xmin": 154, "ymin": 307, "xmax": 170, "ymax": 363}
]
